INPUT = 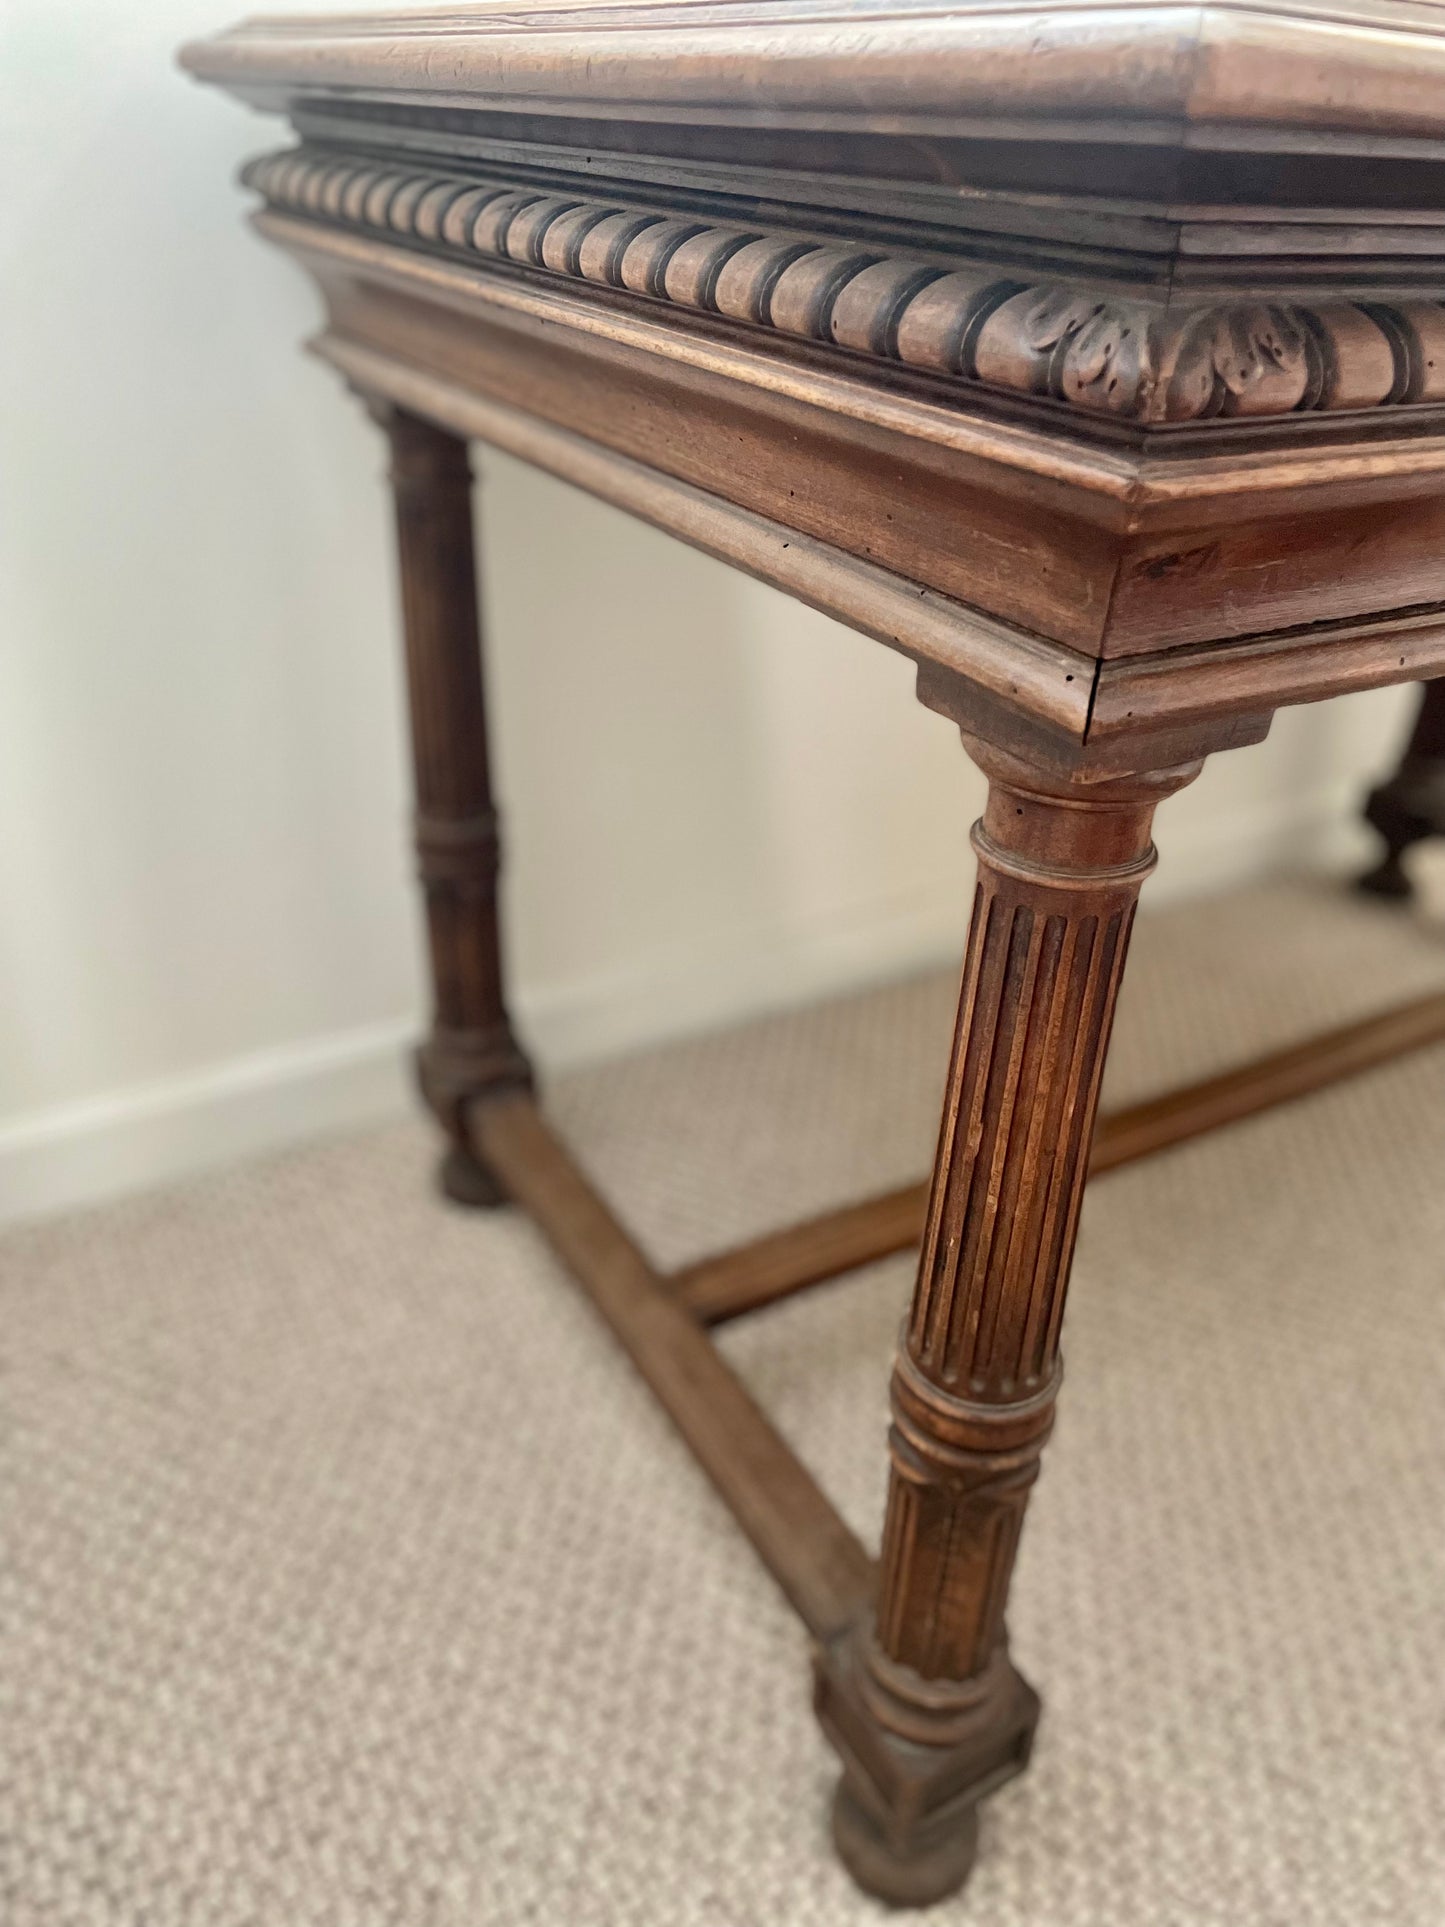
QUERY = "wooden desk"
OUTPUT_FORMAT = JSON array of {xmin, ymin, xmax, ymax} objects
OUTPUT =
[{"xmin": 183, "ymin": 5, "xmax": 1445, "ymax": 1902}]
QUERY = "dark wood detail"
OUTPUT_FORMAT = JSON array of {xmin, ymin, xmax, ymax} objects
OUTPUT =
[
  {"xmin": 815, "ymin": 1632, "xmax": 1038, "ymax": 1909},
  {"xmin": 383, "ymin": 405, "xmax": 532, "ymax": 1203},
  {"xmin": 1360, "ymin": 680, "xmax": 1445, "ymax": 898},
  {"xmin": 277, "ymin": 215, "xmax": 1445, "ymax": 702},
  {"xmin": 246, "ymin": 149, "xmax": 1445, "ymax": 428},
  {"xmin": 671, "ymin": 981, "xmax": 1445, "ymax": 1324},
  {"xmin": 468, "ymin": 1091, "xmax": 874, "ymax": 1644},
  {"xmin": 818, "ymin": 744, "xmax": 1197, "ymax": 1906}
]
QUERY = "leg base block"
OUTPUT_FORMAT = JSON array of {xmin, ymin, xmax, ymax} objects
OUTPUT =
[
  {"xmin": 814, "ymin": 1632, "xmax": 1038, "ymax": 1907},
  {"xmin": 831, "ymin": 1782, "xmax": 979, "ymax": 1909},
  {"xmin": 438, "ymin": 1143, "xmax": 510, "ymax": 1209},
  {"xmin": 416, "ymin": 1031, "xmax": 533, "ymax": 1208}
]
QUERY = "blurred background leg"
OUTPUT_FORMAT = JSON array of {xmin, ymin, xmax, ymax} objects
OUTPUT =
[
  {"xmin": 1360, "ymin": 680, "xmax": 1445, "ymax": 901},
  {"xmin": 381, "ymin": 404, "xmax": 533, "ymax": 1204}
]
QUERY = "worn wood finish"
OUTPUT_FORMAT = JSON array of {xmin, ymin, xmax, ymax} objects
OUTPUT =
[
  {"xmin": 178, "ymin": 3, "xmax": 1445, "ymax": 164},
  {"xmin": 672, "ymin": 982, "xmax": 1445, "ymax": 1324},
  {"xmin": 383, "ymin": 405, "xmax": 532, "ymax": 1204},
  {"xmin": 185, "ymin": 2, "xmax": 1445, "ymax": 1905},
  {"xmin": 817, "ymin": 744, "xmax": 1197, "ymax": 1903},
  {"xmin": 252, "ymin": 195, "xmax": 1445, "ymax": 699},
  {"xmin": 469, "ymin": 1090, "xmax": 873, "ymax": 1643}
]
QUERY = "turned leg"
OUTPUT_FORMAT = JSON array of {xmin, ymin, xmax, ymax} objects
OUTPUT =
[
  {"xmin": 380, "ymin": 405, "xmax": 533, "ymax": 1204},
  {"xmin": 815, "ymin": 738, "xmax": 1199, "ymax": 1906},
  {"xmin": 1359, "ymin": 679, "xmax": 1445, "ymax": 899}
]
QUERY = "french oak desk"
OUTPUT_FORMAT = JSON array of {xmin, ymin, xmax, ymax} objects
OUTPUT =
[{"xmin": 184, "ymin": 4, "xmax": 1445, "ymax": 1904}]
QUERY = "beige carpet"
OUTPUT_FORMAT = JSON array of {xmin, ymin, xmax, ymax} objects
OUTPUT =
[{"xmin": 5, "ymin": 873, "xmax": 1445, "ymax": 1926}]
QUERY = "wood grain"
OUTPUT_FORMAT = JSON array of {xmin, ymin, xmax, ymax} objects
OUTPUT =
[
  {"xmin": 181, "ymin": 3, "xmax": 1445, "ymax": 156},
  {"xmin": 824, "ymin": 744, "xmax": 1199, "ymax": 1903}
]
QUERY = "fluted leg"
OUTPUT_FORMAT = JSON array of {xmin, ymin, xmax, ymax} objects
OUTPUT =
[
  {"xmin": 816, "ymin": 739, "xmax": 1199, "ymax": 1906},
  {"xmin": 1359, "ymin": 680, "xmax": 1445, "ymax": 900},
  {"xmin": 381, "ymin": 405, "xmax": 532, "ymax": 1204}
]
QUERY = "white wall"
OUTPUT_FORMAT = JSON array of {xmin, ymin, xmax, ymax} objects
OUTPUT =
[{"xmin": 0, "ymin": 0, "xmax": 1417, "ymax": 1225}]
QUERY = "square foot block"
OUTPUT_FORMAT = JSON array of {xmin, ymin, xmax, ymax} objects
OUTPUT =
[{"xmin": 814, "ymin": 1631, "xmax": 1039, "ymax": 1907}]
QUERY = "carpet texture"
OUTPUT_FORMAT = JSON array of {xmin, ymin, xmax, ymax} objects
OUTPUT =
[{"xmin": 4, "ymin": 874, "xmax": 1445, "ymax": 1926}]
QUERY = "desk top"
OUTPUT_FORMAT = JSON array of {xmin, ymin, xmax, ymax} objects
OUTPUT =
[
  {"xmin": 185, "ymin": 2, "xmax": 1445, "ymax": 152},
  {"xmin": 184, "ymin": 2, "xmax": 1445, "ymax": 773}
]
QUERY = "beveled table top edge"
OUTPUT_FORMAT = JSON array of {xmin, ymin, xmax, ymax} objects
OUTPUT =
[{"xmin": 181, "ymin": 1, "xmax": 1445, "ymax": 148}]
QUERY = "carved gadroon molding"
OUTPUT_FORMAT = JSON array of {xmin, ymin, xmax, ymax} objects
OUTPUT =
[{"xmin": 247, "ymin": 148, "xmax": 1445, "ymax": 426}]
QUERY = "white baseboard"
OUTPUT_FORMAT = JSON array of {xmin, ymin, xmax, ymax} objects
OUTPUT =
[
  {"xmin": 0, "ymin": 785, "xmax": 1367, "ymax": 1230},
  {"xmin": 0, "ymin": 1021, "xmax": 415, "ymax": 1230},
  {"xmin": 516, "ymin": 879, "xmax": 970, "ymax": 1073}
]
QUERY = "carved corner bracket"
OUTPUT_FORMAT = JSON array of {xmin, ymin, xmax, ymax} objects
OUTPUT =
[{"xmin": 247, "ymin": 147, "xmax": 1445, "ymax": 427}]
